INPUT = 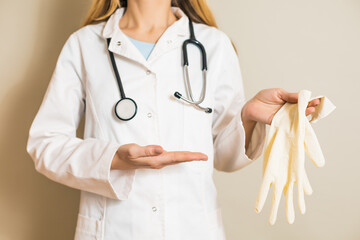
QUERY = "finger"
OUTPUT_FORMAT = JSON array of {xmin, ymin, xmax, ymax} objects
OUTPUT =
[
  {"xmin": 305, "ymin": 107, "xmax": 316, "ymax": 116},
  {"xmin": 135, "ymin": 151, "xmax": 208, "ymax": 169},
  {"xmin": 269, "ymin": 184, "xmax": 282, "ymax": 225},
  {"xmin": 307, "ymin": 98, "xmax": 321, "ymax": 107},
  {"xmin": 304, "ymin": 120, "xmax": 325, "ymax": 167},
  {"xmin": 278, "ymin": 88, "xmax": 298, "ymax": 103},
  {"xmin": 161, "ymin": 151, "xmax": 208, "ymax": 164},
  {"xmin": 297, "ymin": 181, "xmax": 306, "ymax": 214},
  {"xmin": 255, "ymin": 176, "xmax": 272, "ymax": 214},
  {"xmin": 285, "ymin": 180, "xmax": 295, "ymax": 224},
  {"xmin": 303, "ymin": 171, "xmax": 313, "ymax": 196},
  {"xmin": 130, "ymin": 144, "xmax": 164, "ymax": 158},
  {"xmin": 159, "ymin": 152, "xmax": 208, "ymax": 167}
]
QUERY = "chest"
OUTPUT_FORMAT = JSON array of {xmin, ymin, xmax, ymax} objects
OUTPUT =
[{"xmin": 81, "ymin": 35, "xmax": 216, "ymax": 149}]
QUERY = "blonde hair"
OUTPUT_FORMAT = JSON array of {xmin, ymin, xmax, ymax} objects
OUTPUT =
[{"xmin": 81, "ymin": 0, "xmax": 237, "ymax": 53}]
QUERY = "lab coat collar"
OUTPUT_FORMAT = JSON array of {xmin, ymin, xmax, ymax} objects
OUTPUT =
[{"xmin": 101, "ymin": 6, "xmax": 189, "ymax": 68}]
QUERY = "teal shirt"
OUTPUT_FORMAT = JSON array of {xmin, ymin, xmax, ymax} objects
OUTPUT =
[{"xmin": 126, "ymin": 35, "xmax": 156, "ymax": 60}]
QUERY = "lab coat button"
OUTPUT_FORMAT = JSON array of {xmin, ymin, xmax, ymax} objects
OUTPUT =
[
  {"xmin": 152, "ymin": 207, "xmax": 157, "ymax": 212},
  {"xmin": 146, "ymin": 70, "xmax": 151, "ymax": 75},
  {"xmin": 147, "ymin": 112, "xmax": 152, "ymax": 118},
  {"xmin": 117, "ymin": 41, "xmax": 121, "ymax": 46}
]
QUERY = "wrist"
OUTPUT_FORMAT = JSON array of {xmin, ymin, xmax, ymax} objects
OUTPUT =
[
  {"xmin": 241, "ymin": 100, "xmax": 257, "ymax": 151},
  {"xmin": 111, "ymin": 149, "xmax": 121, "ymax": 170},
  {"xmin": 241, "ymin": 100, "xmax": 256, "ymax": 125}
]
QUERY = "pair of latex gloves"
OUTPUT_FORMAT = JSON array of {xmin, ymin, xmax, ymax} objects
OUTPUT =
[{"xmin": 254, "ymin": 89, "xmax": 336, "ymax": 225}]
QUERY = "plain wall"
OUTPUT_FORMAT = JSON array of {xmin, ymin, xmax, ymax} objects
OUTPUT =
[{"xmin": 0, "ymin": 0, "xmax": 359, "ymax": 239}]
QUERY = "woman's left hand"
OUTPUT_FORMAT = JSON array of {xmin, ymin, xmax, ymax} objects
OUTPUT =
[{"xmin": 242, "ymin": 88, "xmax": 321, "ymax": 125}]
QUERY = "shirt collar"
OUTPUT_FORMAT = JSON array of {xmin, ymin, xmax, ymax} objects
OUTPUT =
[
  {"xmin": 101, "ymin": 6, "xmax": 190, "ymax": 68},
  {"xmin": 101, "ymin": 6, "xmax": 189, "ymax": 39}
]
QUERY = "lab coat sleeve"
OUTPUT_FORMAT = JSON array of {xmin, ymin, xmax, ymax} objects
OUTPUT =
[
  {"xmin": 26, "ymin": 32, "xmax": 134, "ymax": 200},
  {"xmin": 212, "ymin": 32, "xmax": 266, "ymax": 172}
]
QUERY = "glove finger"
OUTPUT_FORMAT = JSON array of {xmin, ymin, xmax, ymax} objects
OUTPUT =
[
  {"xmin": 269, "ymin": 184, "xmax": 282, "ymax": 225},
  {"xmin": 262, "ymin": 128, "xmax": 283, "ymax": 174},
  {"xmin": 303, "ymin": 170, "xmax": 313, "ymax": 196},
  {"xmin": 256, "ymin": 138, "xmax": 282, "ymax": 214},
  {"xmin": 297, "ymin": 181, "xmax": 306, "ymax": 214},
  {"xmin": 304, "ymin": 120, "xmax": 325, "ymax": 167},
  {"xmin": 262, "ymin": 130, "xmax": 278, "ymax": 174},
  {"xmin": 285, "ymin": 180, "xmax": 295, "ymax": 224},
  {"xmin": 255, "ymin": 175, "xmax": 272, "ymax": 214}
]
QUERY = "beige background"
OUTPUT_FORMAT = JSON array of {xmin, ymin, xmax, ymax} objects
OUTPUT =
[{"xmin": 0, "ymin": 0, "xmax": 359, "ymax": 239}]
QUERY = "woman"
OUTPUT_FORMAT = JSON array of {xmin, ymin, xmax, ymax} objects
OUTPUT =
[{"xmin": 26, "ymin": 0, "xmax": 320, "ymax": 239}]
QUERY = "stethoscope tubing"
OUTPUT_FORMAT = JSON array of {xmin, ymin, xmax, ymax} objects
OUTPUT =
[
  {"xmin": 175, "ymin": 20, "xmax": 212, "ymax": 113},
  {"xmin": 106, "ymin": 38, "xmax": 126, "ymax": 99},
  {"xmin": 182, "ymin": 66, "xmax": 207, "ymax": 105}
]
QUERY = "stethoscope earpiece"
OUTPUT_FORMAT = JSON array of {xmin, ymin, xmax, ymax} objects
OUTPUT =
[
  {"xmin": 174, "ymin": 91, "xmax": 212, "ymax": 114},
  {"xmin": 174, "ymin": 91, "xmax": 182, "ymax": 99}
]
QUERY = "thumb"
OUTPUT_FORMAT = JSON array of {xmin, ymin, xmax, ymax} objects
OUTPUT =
[
  {"xmin": 131, "ymin": 144, "xmax": 164, "ymax": 158},
  {"xmin": 278, "ymin": 88, "xmax": 298, "ymax": 103}
]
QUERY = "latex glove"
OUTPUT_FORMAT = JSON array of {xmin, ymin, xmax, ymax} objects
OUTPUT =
[{"xmin": 255, "ymin": 89, "xmax": 336, "ymax": 225}]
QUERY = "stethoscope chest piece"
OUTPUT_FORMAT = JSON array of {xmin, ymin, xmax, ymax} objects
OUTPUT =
[{"xmin": 114, "ymin": 97, "xmax": 137, "ymax": 121}]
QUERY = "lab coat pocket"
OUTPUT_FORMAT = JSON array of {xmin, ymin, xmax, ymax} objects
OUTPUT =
[{"xmin": 74, "ymin": 214, "xmax": 102, "ymax": 240}]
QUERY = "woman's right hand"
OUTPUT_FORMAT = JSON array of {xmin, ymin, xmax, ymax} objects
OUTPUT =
[{"xmin": 111, "ymin": 143, "xmax": 208, "ymax": 170}]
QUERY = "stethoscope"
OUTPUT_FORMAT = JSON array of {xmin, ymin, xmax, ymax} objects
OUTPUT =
[{"xmin": 106, "ymin": 19, "xmax": 212, "ymax": 121}]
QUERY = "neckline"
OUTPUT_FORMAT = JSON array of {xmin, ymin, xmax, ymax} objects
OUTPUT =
[
  {"xmin": 125, "ymin": 35, "xmax": 156, "ymax": 45},
  {"xmin": 102, "ymin": 6, "xmax": 189, "ymax": 39}
]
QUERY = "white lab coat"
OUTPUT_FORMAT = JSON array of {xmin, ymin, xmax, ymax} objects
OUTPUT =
[{"xmin": 26, "ymin": 6, "xmax": 266, "ymax": 240}]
